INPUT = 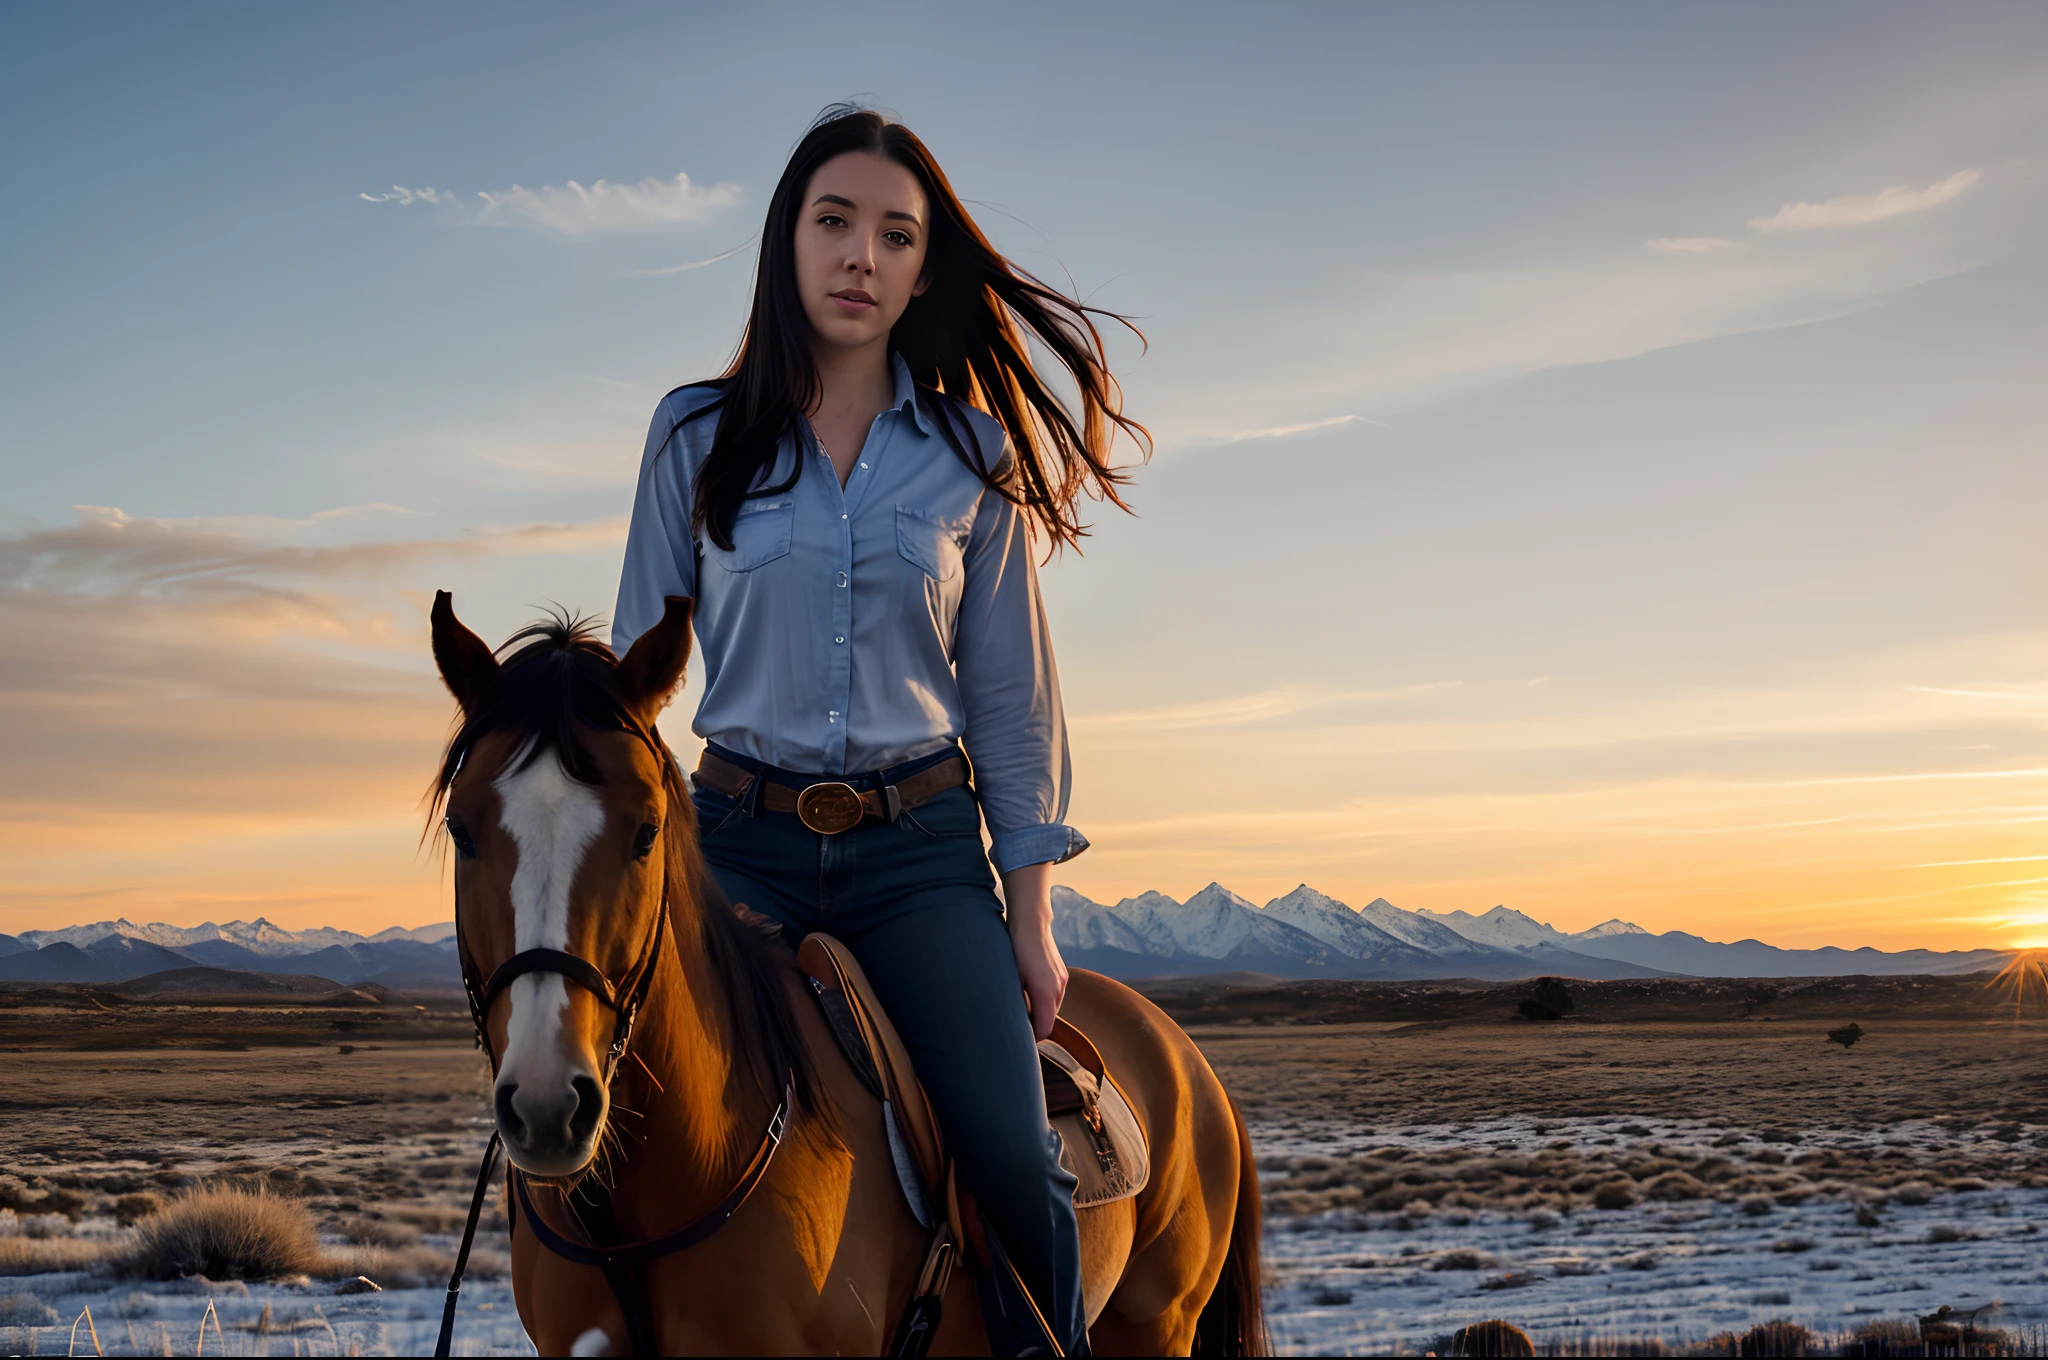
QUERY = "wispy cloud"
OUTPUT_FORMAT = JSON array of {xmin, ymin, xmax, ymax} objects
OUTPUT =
[
  {"xmin": 638, "ymin": 240, "xmax": 755, "ymax": 275},
  {"xmin": 1218, "ymin": 413, "xmax": 1390, "ymax": 443},
  {"xmin": 1644, "ymin": 237, "xmax": 1733, "ymax": 253},
  {"xmin": 360, "ymin": 171, "xmax": 744, "ymax": 235},
  {"xmin": 475, "ymin": 173, "xmax": 743, "ymax": 235},
  {"xmin": 359, "ymin": 185, "xmax": 448, "ymax": 205},
  {"xmin": 1749, "ymin": 169, "xmax": 1981, "ymax": 234},
  {"xmin": 1074, "ymin": 681, "xmax": 1459, "ymax": 731}
]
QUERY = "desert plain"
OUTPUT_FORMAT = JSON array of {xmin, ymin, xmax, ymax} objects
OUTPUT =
[{"xmin": 2, "ymin": 969, "xmax": 2046, "ymax": 1355}]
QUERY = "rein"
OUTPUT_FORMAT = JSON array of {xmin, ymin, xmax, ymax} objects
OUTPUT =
[{"xmin": 434, "ymin": 731, "xmax": 796, "ymax": 1359}]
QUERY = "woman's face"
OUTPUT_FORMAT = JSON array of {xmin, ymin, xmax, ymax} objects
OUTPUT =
[{"xmin": 793, "ymin": 151, "xmax": 931, "ymax": 355}]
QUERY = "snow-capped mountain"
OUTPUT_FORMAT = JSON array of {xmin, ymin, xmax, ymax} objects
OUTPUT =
[
  {"xmin": 1416, "ymin": 904, "xmax": 1575, "ymax": 951},
  {"xmin": 2, "ymin": 891, "xmax": 2019, "ymax": 990},
  {"xmin": 13, "ymin": 917, "xmax": 436, "ymax": 958},
  {"xmin": 1048, "ymin": 887, "xmax": 1666, "ymax": 981},
  {"xmin": 0, "ymin": 917, "xmax": 461, "ymax": 988},
  {"xmin": 1047, "ymin": 887, "xmax": 1163, "ymax": 957},
  {"xmin": 1261, "ymin": 886, "xmax": 1434, "ymax": 967},
  {"xmin": 1410, "ymin": 905, "xmax": 2011, "ymax": 978},
  {"xmin": 1348, "ymin": 897, "xmax": 1506, "ymax": 958},
  {"xmin": 1575, "ymin": 919, "xmax": 1650, "ymax": 940}
]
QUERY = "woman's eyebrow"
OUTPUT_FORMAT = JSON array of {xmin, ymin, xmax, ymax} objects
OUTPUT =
[{"xmin": 811, "ymin": 192, "xmax": 921, "ymax": 227}]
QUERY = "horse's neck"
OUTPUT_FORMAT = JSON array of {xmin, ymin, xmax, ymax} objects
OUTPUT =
[{"xmin": 612, "ymin": 916, "xmax": 770, "ymax": 1228}]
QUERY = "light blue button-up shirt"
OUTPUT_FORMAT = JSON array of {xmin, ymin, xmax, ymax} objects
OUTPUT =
[{"xmin": 612, "ymin": 354, "xmax": 1087, "ymax": 874}]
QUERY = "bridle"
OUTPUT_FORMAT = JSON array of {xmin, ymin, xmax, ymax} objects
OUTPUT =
[
  {"xmin": 447, "ymin": 726, "xmax": 673, "ymax": 1077},
  {"xmin": 457, "ymin": 885, "xmax": 667, "ymax": 1078},
  {"xmin": 434, "ymin": 723, "xmax": 794, "ymax": 1360}
]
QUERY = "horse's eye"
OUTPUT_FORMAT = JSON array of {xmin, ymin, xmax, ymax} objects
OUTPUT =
[
  {"xmin": 446, "ymin": 820, "xmax": 477, "ymax": 859},
  {"xmin": 632, "ymin": 822, "xmax": 660, "ymax": 860}
]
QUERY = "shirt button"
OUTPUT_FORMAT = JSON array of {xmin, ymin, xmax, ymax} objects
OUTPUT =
[
  {"xmin": 841, "ymin": 513, "xmax": 848, "ymax": 521},
  {"xmin": 834, "ymin": 635, "xmax": 846, "ymax": 645},
  {"xmin": 836, "ymin": 572, "xmax": 848, "ymax": 588},
  {"xmin": 859, "ymin": 462, "xmax": 868, "ymax": 469}
]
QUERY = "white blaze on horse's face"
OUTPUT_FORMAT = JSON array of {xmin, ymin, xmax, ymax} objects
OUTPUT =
[{"xmin": 492, "ymin": 744, "xmax": 609, "ymax": 1176}]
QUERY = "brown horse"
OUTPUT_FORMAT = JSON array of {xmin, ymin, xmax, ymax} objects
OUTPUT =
[{"xmin": 428, "ymin": 591, "xmax": 1266, "ymax": 1356}]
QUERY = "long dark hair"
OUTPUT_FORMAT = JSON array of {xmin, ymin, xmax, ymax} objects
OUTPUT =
[{"xmin": 677, "ymin": 105, "xmax": 1150, "ymax": 552}]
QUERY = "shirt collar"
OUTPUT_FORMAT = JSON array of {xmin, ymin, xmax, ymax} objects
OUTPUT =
[{"xmin": 889, "ymin": 352, "xmax": 936, "ymax": 436}]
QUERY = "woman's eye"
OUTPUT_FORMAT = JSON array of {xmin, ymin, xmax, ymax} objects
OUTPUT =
[
  {"xmin": 446, "ymin": 821, "xmax": 477, "ymax": 859},
  {"xmin": 885, "ymin": 230, "xmax": 913, "ymax": 247},
  {"xmin": 817, "ymin": 213, "xmax": 845, "ymax": 228},
  {"xmin": 632, "ymin": 823, "xmax": 660, "ymax": 860}
]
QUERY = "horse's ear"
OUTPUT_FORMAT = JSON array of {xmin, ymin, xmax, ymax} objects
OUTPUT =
[
  {"xmin": 431, "ymin": 590, "xmax": 500, "ymax": 712},
  {"xmin": 617, "ymin": 596, "xmax": 694, "ymax": 724}
]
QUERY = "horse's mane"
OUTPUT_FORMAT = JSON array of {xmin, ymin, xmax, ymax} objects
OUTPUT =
[{"xmin": 427, "ymin": 609, "xmax": 818, "ymax": 1115}]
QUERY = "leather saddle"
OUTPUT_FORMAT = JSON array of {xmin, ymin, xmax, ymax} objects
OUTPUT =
[{"xmin": 795, "ymin": 933, "xmax": 1149, "ymax": 1226}]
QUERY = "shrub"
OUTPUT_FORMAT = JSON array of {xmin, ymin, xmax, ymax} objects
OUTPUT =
[
  {"xmin": 0, "ymin": 1294, "xmax": 59, "ymax": 1326},
  {"xmin": 1430, "ymin": 1249, "xmax": 1494, "ymax": 1271},
  {"xmin": 1736, "ymin": 1321, "xmax": 1813, "ymax": 1357},
  {"xmin": 113, "ymin": 1193, "xmax": 164, "ymax": 1226},
  {"xmin": 127, "ymin": 1186, "xmax": 321, "ymax": 1281},
  {"xmin": 1643, "ymin": 1172, "xmax": 1706, "ymax": 1202},
  {"xmin": 1771, "ymin": 1236, "xmax": 1815, "ymax": 1253},
  {"xmin": 1890, "ymin": 1181, "xmax": 1936, "ymax": 1205},
  {"xmin": 1441, "ymin": 1319, "xmax": 1537, "ymax": 1357},
  {"xmin": 1738, "ymin": 1196, "xmax": 1773, "ymax": 1217},
  {"xmin": 1592, "ymin": 1181, "xmax": 1637, "ymax": 1210},
  {"xmin": 1838, "ymin": 1318, "xmax": 1918, "ymax": 1357}
]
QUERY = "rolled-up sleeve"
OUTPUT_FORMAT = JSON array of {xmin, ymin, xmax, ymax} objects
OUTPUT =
[
  {"xmin": 953, "ymin": 474, "xmax": 1088, "ymax": 874},
  {"xmin": 612, "ymin": 397, "xmax": 698, "ymax": 656}
]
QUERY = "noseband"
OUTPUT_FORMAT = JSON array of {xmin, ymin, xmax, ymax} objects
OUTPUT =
[
  {"xmin": 459, "ymin": 908, "xmax": 667, "ymax": 1074},
  {"xmin": 448, "ymin": 730, "xmax": 671, "ymax": 1076}
]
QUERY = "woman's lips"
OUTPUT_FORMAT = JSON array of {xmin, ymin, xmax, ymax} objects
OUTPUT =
[{"xmin": 830, "ymin": 289, "xmax": 877, "ymax": 312}]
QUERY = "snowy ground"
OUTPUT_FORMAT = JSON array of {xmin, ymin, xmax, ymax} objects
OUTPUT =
[
  {"xmin": 0, "ymin": 1265, "xmax": 530, "ymax": 1357},
  {"xmin": 1256, "ymin": 1114, "xmax": 2048, "ymax": 1355}
]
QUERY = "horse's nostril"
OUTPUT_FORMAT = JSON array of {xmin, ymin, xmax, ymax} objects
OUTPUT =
[
  {"xmin": 495, "ymin": 1083, "xmax": 526, "ymax": 1144},
  {"xmin": 569, "ymin": 1075, "xmax": 604, "ymax": 1143}
]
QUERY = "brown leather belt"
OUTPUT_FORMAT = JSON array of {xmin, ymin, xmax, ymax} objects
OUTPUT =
[{"xmin": 693, "ymin": 751, "xmax": 970, "ymax": 835}]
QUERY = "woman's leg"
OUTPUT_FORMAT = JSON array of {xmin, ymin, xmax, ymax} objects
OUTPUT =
[{"xmin": 825, "ymin": 803, "xmax": 1087, "ymax": 1354}]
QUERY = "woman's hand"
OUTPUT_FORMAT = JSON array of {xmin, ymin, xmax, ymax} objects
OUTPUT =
[{"xmin": 1001, "ymin": 861, "xmax": 1068, "ymax": 1042}]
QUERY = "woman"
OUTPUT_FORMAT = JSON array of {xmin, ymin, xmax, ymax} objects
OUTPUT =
[{"xmin": 612, "ymin": 106, "xmax": 1147, "ymax": 1356}]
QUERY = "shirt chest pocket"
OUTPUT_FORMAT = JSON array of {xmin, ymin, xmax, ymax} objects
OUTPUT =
[
  {"xmin": 895, "ymin": 504, "xmax": 965, "ymax": 583},
  {"xmin": 711, "ymin": 496, "xmax": 795, "ymax": 573}
]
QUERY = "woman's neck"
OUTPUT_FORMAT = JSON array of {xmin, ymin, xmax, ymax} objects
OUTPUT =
[{"xmin": 808, "ymin": 339, "xmax": 894, "ymax": 483}]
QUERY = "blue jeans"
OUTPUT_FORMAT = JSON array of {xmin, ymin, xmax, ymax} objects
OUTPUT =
[{"xmin": 691, "ymin": 746, "xmax": 1086, "ymax": 1354}]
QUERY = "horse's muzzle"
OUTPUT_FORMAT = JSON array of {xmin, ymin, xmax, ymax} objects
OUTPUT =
[{"xmin": 496, "ymin": 1074, "xmax": 605, "ymax": 1174}]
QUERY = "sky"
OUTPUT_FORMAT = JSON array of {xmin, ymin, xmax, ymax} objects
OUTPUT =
[{"xmin": 3, "ymin": 3, "xmax": 2046, "ymax": 950}]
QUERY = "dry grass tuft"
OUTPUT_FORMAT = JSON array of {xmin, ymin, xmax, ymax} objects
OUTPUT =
[
  {"xmin": 0, "ymin": 1235, "xmax": 119, "ymax": 1273},
  {"xmin": 127, "ymin": 1185, "xmax": 321, "ymax": 1281}
]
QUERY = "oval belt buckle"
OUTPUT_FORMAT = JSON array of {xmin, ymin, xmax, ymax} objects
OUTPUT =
[{"xmin": 796, "ymin": 781, "xmax": 864, "ymax": 835}]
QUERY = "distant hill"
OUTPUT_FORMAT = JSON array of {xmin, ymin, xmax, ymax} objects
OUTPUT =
[
  {"xmin": 1416, "ymin": 904, "xmax": 2012, "ymax": 978},
  {"xmin": 0, "ymin": 893, "xmax": 2016, "ymax": 987}
]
